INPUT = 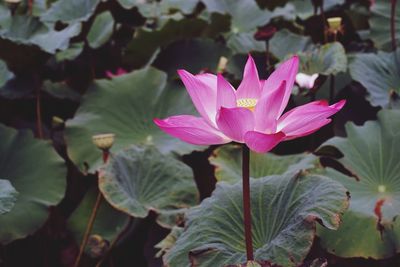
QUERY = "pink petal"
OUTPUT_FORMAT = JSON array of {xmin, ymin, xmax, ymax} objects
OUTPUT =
[
  {"xmin": 154, "ymin": 115, "xmax": 230, "ymax": 145},
  {"xmin": 254, "ymin": 80, "xmax": 286, "ymax": 133},
  {"xmin": 177, "ymin": 70, "xmax": 218, "ymax": 126},
  {"xmin": 284, "ymin": 119, "xmax": 332, "ymax": 140},
  {"xmin": 116, "ymin": 68, "xmax": 128, "ymax": 75},
  {"xmin": 105, "ymin": 70, "xmax": 115, "ymax": 78},
  {"xmin": 236, "ymin": 55, "xmax": 262, "ymax": 99},
  {"xmin": 216, "ymin": 107, "xmax": 255, "ymax": 143},
  {"xmin": 217, "ymin": 74, "xmax": 237, "ymax": 109},
  {"xmin": 277, "ymin": 100, "xmax": 346, "ymax": 139},
  {"xmin": 263, "ymin": 56, "xmax": 299, "ymax": 116},
  {"xmin": 244, "ymin": 131, "xmax": 286, "ymax": 153},
  {"xmin": 196, "ymin": 73, "xmax": 217, "ymax": 88}
]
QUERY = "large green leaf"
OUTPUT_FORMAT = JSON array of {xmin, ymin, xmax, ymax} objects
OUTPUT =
[
  {"xmin": 202, "ymin": 0, "xmax": 286, "ymax": 32},
  {"xmin": 154, "ymin": 39, "xmax": 230, "ymax": 77},
  {"xmin": 117, "ymin": 0, "xmax": 199, "ymax": 15},
  {"xmin": 124, "ymin": 18, "xmax": 211, "ymax": 69},
  {"xmin": 290, "ymin": 0, "xmax": 345, "ymax": 20},
  {"xmin": 68, "ymin": 186, "xmax": 131, "ymax": 247},
  {"xmin": 166, "ymin": 173, "xmax": 349, "ymax": 267},
  {"xmin": 369, "ymin": 1, "xmax": 400, "ymax": 50},
  {"xmin": 42, "ymin": 80, "xmax": 81, "ymax": 102},
  {"xmin": 65, "ymin": 67, "xmax": 198, "ymax": 173},
  {"xmin": 209, "ymin": 144, "xmax": 319, "ymax": 184},
  {"xmin": 99, "ymin": 145, "xmax": 198, "ymax": 227},
  {"xmin": 0, "ymin": 15, "xmax": 81, "ymax": 54},
  {"xmin": 0, "ymin": 124, "xmax": 66, "ymax": 244},
  {"xmin": 87, "ymin": 11, "xmax": 115, "ymax": 49},
  {"xmin": 227, "ymin": 32, "xmax": 265, "ymax": 54},
  {"xmin": 317, "ymin": 109, "xmax": 400, "ymax": 258},
  {"xmin": 0, "ymin": 59, "xmax": 13, "ymax": 87},
  {"xmin": 349, "ymin": 50, "xmax": 400, "ymax": 108},
  {"xmin": 0, "ymin": 179, "xmax": 18, "ymax": 215},
  {"xmin": 201, "ymin": 1, "xmax": 295, "ymax": 53},
  {"xmin": 296, "ymin": 42, "xmax": 347, "ymax": 76},
  {"xmin": 40, "ymin": 0, "xmax": 101, "ymax": 24},
  {"xmin": 270, "ymin": 29, "xmax": 314, "ymax": 60},
  {"xmin": 275, "ymin": 39, "xmax": 347, "ymax": 76}
]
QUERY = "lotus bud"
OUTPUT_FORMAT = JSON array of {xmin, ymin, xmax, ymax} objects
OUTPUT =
[
  {"xmin": 327, "ymin": 17, "xmax": 342, "ymax": 32},
  {"xmin": 245, "ymin": 261, "xmax": 261, "ymax": 267},
  {"xmin": 254, "ymin": 25, "xmax": 277, "ymax": 41},
  {"xmin": 5, "ymin": 0, "xmax": 21, "ymax": 12},
  {"xmin": 92, "ymin": 133, "xmax": 115, "ymax": 151},
  {"xmin": 217, "ymin": 56, "xmax": 228, "ymax": 73}
]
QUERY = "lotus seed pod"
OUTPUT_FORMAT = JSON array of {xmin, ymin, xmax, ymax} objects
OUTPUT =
[
  {"xmin": 92, "ymin": 133, "xmax": 115, "ymax": 150},
  {"xmin": 245, "ymin": 261, "xmax": 261, "ymax": 267},
  {"xmin": 5, "ymin": 0, "xmax": 21, "ymax": 11},
  {"xmin": 87, "ymin": 234, "xmax": 109, "ymax": 258},
  {"xmin": 327, "ymin": 17, "xmax": 342, "ymax": 31},
  {"xmin": 52, "ymin": 116, "xmax": 64, "ymax": 128}
]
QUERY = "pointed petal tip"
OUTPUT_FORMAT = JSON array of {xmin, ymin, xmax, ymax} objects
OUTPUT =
[
  {"xmin": 153, "ymin": 118, "xmax": 163, "ymax": 126},
  {"xmin": 177, "ymin": 69, "xmax": 191, "ymax": 77},
  {"xmin": 331, "ymin": 99, "xmax": 346, "ymax": 110}
]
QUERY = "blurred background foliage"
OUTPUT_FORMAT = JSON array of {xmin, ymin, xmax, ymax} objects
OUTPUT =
[{"xmin": 0, "ymin": 0, "xmax": 399, "ymax": 266}]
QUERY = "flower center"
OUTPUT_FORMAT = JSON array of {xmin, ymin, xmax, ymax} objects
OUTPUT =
[{"xmin": 236, "ymin": 98, "xmax": 258, "ymax": 111}]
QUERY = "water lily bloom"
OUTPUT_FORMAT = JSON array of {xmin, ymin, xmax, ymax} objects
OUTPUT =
[
  {"xmin": 296, "ymin": 73, "xmax": 319, "ymax": 89},
  {"xmin": 154, "ymin": 55, "xmax": 345, "ymax": 153}
]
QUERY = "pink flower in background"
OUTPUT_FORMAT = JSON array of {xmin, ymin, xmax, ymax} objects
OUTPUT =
[
  {"xmin": 296, "ymin": 73, "xmax": 319, "ymax": 89},
  {"xmin": 154, "ymin": 56, "xmax": 345, "ymax": 153},
  {"xmin": 106, "ymin": 68, "xmax": 127, "ymax": 78}
]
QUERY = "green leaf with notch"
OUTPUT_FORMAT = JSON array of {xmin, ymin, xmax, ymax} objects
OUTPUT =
[
  {"xmin": 209, "ymin": 144, "xmax": 319, "ymax": 184},
  {"xmin": 41, "ymin": 0, "xmax": 101, "ymax": 24},
  {"xmin": 0, "ymin": 15, "xmax": 81, "ymax": 54},
  {"xmin": 317, "ymin": 109, "xmax": 400, "ymax": 259},
  {"xmin": 99, "ymin": 145, "xmax": 198, "ymax": 227},
  {"xmin": 0, "ymin": 124, "xmax": 66, "ymax": 244},
  {"xmin": 166, "ymin": 172, "xmax": 348, "ymax": 267},
  {"xmin": 65, "ymin": 67, "xmax": 199, "ymax": 173},
  {"xmin": 349, "ymin": 50, "xmax": 400, "ymax": 108}
]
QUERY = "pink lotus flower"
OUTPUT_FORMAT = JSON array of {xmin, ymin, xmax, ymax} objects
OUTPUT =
[
  {"xmin": 154, "ymin": 56, "xmax": 345, "ymax": 153},
  {"xmin": 106, "ymin": 68, "xmax": 127, "ymax": 78}
]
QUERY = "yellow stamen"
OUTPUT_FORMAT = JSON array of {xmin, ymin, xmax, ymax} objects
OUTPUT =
[{"xmin": 236, "ymin": 98, "xmax": 257, "ymax": 111}]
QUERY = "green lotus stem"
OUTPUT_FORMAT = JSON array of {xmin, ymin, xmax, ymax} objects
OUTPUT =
[
  {"xmin": 95, "ymin": 217, "xmax": 134, "ymax": 267},
  {"xmin": 320, "ymin": 0, "xmax": 327, "ymax": 44},
  {"xmin": 391, "ymin": 0, "xmax": 397, "ymax": 51},
  {"xmin": 73, "ymin": 191, "xmax": 103, "ymax": 267},
  {"xmin": 242, "ymin": 145, "xmax": 254, "ymax": 261},
  {"xmin": 329, "ymin": 75, "xmax": 335, "ymax": 103},
  {"xmin": 265, "ymin": 40, "xmax": 270, "ymax": 75},
  {"xmin": 28, "ymin": 0, "xmax": 33, "ymax": 14},
  {"xmin": 73, "ymin": 150, "xmax": 109, "ymax": 267},
  {"xmin": 35, "ymin": 84, "xmax": 43, "ymax": 139}
]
